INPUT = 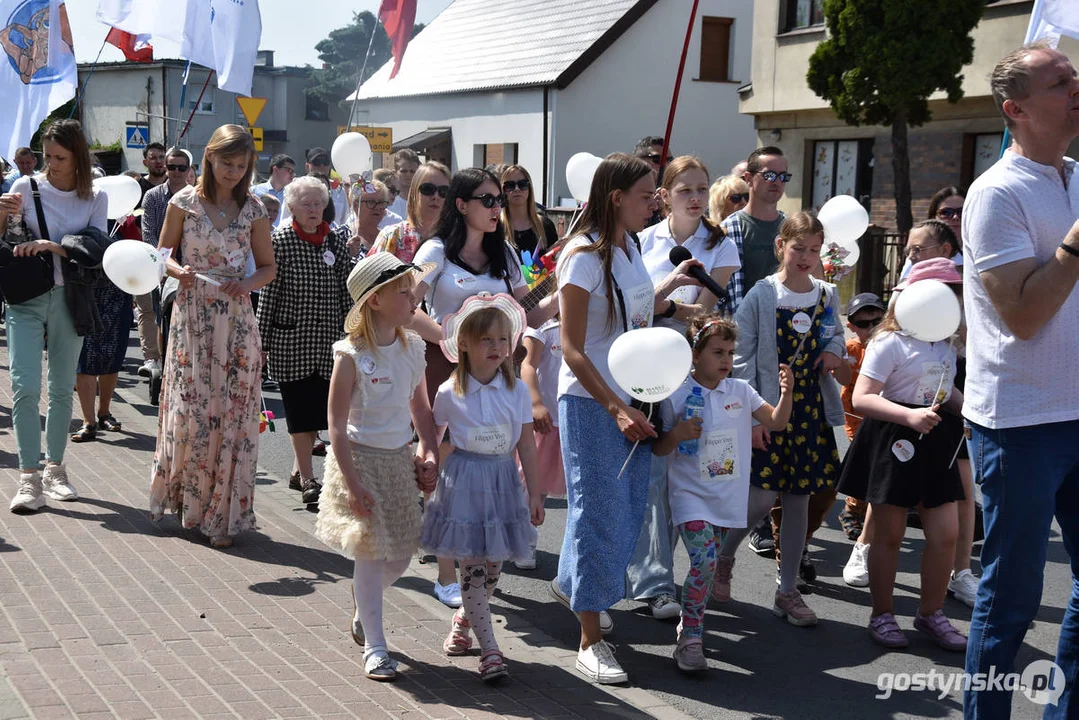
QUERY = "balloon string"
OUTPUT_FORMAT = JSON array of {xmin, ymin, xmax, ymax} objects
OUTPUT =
[
  {"xmin": 918, "ymin": 338, "xmax": 953, "ymax": 441},
  {"xmin": 616, "ymin": 404, "xmax": 653, "ymax": 480}
]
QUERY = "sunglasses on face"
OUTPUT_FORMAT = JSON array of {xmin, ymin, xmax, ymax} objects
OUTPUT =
[
  {"xmin": 502, "ymin": 179, "xmax": 530, "ymax": 193},
  {"xmin": 937, "ymin": 207, "xmax": 962, "ymax": 220},
  {"xmin": 166, "ymin": 164, "xmax": 189, "ymax": 172},
  {"xmin": 850, "ymin": 317, "xmax": 883, "ymax": 329},
  {"xmin": 756, "ymin": 170, "xmax": 793, "ymax": 183},
  {"xmin": 418, "ymin": 182, "xmax": 449, "ymax": 198},
  {"xmin": 470, "ymin": 193, "xmax": 506, "ymax": 209},
  {"xmin": 362, "ymin": 200, "xmax": 388, "ymax": 210},
  {"xmin": 729, "ymin": 193, "xmax": 749, "ymax": 203}
]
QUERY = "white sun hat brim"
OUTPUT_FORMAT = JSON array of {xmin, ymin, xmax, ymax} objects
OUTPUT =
[{"xmin": 439, "ymin": 292, "xmax": 527, "ymax": 363}]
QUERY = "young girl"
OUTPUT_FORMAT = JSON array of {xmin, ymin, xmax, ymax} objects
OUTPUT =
[
  {"xmin": 314, "ymin": 253, "xmax": 440, "ymax": 682},
  {"xmin": 655, "ymin": 315, "xmax": 793, "ymax": 673},
  {"xmin": 421, "ymin": 293, "xmax": 545, "ymax": 682},
  {"xmin": 721, "ymin": 212, "xmax": 845, "ymax": 626},
  {"xmin": 516, "ymin": 315, "xmax": 565, "ymax": 570},
  {"xmin": 838, "ymin": 257, "xmax": 967, "ymax": 652}
]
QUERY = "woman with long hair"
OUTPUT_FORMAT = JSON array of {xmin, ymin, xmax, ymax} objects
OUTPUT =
[
  {"xmin": 551, "ymin": 153, "xmax": 699, "ymax": 685},
  {"xmin": 369, "ymin": 161, "xmax": 450, "ymax": 263},
  {"xmin": 0, "ymin": 119, "xmax": 107, "ymax": 512},
  {"xmin": 150, "ymin": 124, "xmax": 276, "ymax": 548},
  {"xmin": 500, "ymin": 164, "xmax": 557, "ymax": 262}
]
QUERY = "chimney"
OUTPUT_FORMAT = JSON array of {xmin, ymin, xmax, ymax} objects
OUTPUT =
[{"xmin": 256, "ymin": 50, "xmax": 274, "ymax": 68}]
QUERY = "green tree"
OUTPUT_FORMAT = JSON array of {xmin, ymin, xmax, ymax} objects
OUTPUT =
[
  {"xmin": 806, "ymin": 0, "xmax": 983, "ymax": 234},
  {"xmin": 308, "ymin": 11, "xmax": 425, "ymax": 105}
]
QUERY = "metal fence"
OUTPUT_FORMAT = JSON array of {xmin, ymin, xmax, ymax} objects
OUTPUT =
[{"xmin": 859, "ymin": 227, "xmax": 908, "ymax": 301}]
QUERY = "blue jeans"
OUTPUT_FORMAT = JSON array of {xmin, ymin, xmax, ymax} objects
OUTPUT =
[
  {"xmin": 625, "ymin": 452, "xmax": 678, "ymax": 600},
  {"xmin": 7, "ymin": 287, "xmax": 84, "ymax": 470},
  {"xmin": 965, "ymin": 420, "xmax": 1079, "ymax": 720}
]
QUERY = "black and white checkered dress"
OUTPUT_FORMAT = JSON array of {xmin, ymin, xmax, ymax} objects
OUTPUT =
[{"xmin": 255, "ymin": 224, "xmax": 354, "ymax": 383}]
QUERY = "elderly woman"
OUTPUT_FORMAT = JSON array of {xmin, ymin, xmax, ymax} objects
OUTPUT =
[
  {"xmin": 708, "ymin": 174, "xmax": 750, "ymax": 222},
  {"xmin": 256, "ymin": 175, "xmax": 353, "ymax": 507},
  {"xmin": 346, "ymin": 179, "xmax": 391, "ymax": 261}
]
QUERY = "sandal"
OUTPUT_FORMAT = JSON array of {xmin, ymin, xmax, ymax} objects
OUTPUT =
[
  {"xmin": 209, "ymin": 535, "xmax": 233, "ymax": 549},
  {"xmin": 443, "ymin": 608, "xmax": 473, "ymax": 656},
  {"xmin": 70, "ymin": 423, "xmax": 97, "ymax": 443},
  {"xmin": 479, "ymin": 649, "xmax": 508, "ymax": 682},
  {"xmin": 97, "ymin": 413, "xmax": 122, "ymax": 432}
]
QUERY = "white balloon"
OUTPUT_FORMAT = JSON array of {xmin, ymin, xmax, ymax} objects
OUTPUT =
[
  {"xmin": 818, "ymin": 194, "xmax": 869, "ymax": 245},
  {"xmin": 102, "ymin": 239, "xmax": 166, "ymax": 296},
  {"xmin": 566, "ymin": 152, "xmax": 603, "ymax": 203},
  {"xmin": 894, "ymin": 279, "xmax": 961, "ymax": 343},
  {"xmin": 608, "ymin": 327, "xmax": 692, "ymax": 403},
  {"xmin": 331, "ymin": 133, "xmax": 372, "ymax": 178},
  {"xmin": 93, "ymin": 175, "xmax": 142, "ymax": 220}
]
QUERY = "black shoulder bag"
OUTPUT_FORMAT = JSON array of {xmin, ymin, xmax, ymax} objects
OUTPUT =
[{"xmin": 0, "ymin": 179, "xmax": 55, "ymax": 304}]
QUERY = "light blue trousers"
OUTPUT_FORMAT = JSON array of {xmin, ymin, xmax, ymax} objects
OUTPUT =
[
  {"xmin": 7, "ymin": 287, "xmax": 83, "ymax": 470},
  {"xmin": 625, "ymin": 452, "xmax": 679, "ymax": 600}
]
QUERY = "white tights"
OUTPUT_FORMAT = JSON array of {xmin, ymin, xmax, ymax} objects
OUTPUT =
[{"xmin": 352, "ymin": 557, "xmax": 411, "ymax": 652}]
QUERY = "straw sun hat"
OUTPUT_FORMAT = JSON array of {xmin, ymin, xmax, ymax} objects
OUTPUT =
[
  {"xmin": 343, "ymin": 252, "xmax": 436, "ymax": 334},
  {"xmin": 440, "ymin": 292, "xmax": 527, "ymax": 363}
]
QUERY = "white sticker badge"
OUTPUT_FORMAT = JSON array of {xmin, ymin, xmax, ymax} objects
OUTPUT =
[
  {"xmin": 468, "ymin": 424, "xmax": 511, "ymax": 455},
  {"xmin": 791, "ymin": 312, "xmax": 812, "ymax": 334},
  {"xmin": 226, "ymin": 249, "xmax": 245, "ymax": 268},
  {"xmin": 323, "ymin": 249, "xmax": 335, "ymax": 266},
  {"xmin": 892, "ymin": 439, "xmax": 915, "ymax": 463},
  {"xmin": 359, "ymin": 356, "xmax": 377, "ymax": 375}
]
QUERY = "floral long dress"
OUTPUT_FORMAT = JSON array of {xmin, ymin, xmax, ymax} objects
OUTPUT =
[{"xmin": 149, "ymin": 185, "xmax": 266, "ymax": 537}]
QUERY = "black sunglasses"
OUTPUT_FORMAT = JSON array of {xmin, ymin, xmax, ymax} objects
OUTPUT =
[
  {"xmin": 937, "ymin": 207, "xmax": 962, "ymax": 220},
  {"xmin": 166, "ymin": 164, "xmax": 189, "ymax": 172},
  {"xmin": 503, "ymin": 179, "xmax": 530, "ymax": 193},
  {"xmin": 756, "ymin": 170, "xmax": 793, "ymax": 183},
  {"xmin": 418, "ymin": 182, "xmax": 449, "ymax": 198},
  {"xmin": 470, "ymin": 193, "xmax": 506, "ymax": 209},
  {"xmin": 850, "ymin": 317, "xmax": 883, "ymax": 329},
  {"xmin": 729, "ymin": 193, "xmax": 749, "ymax": 203}
]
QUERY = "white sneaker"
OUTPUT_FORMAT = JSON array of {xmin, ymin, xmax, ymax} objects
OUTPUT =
[
  {"xmin": 10, "ymin": 472, "xmax": 45, "ymax": 513},
  {"xmin": 843, "ymin": 542, "xmax": 870, "ymax": 587},
  {"xmin": 649, "ymin": 593, "xmax": 681, "ymax": 620},
  {"xmin": 433, "ymin": 581, "xmax": 463, "ymax": 608},
  {"xmin": 514, "ymin": 548, "xmax": 537, "ymax": 570},
  {"xmin": 550, "ymin": 579, "xmax": 614, "ymax": 634},
  {"xmin": 138, "ymin": 359, "xmax": 162, "ymax": 378},
  {"xmin": 575, "ymin": 641, "xmax": 627, "ymax": 684},
  {"xmin": 948, "ymin": 569, "xmax": 980, "ymax": 608},
  {"xmin": 42, "ymin": 463, "xmax": 78, "ymax": 501}
]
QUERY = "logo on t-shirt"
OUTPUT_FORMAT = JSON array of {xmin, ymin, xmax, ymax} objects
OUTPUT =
[{"xmin": 371, "ymin": 375, "xmax": 393, "ymax": 386}]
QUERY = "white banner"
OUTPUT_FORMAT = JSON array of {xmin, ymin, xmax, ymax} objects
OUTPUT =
[
  {"xmin": 1025, "ymin": 0, "xmax": 1079, "ymax": 45},
  {"xmin": 95, "ymin": 0, "xmax": 187, "ymax": 44},
  {"xmin": 180, "ymin": 0, "xmax": 261, "ymax": 97}
]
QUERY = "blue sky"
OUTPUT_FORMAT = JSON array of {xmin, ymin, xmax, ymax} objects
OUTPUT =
[{"xmin": 69, "ymin": 0, "xmax": 453, "ymax": 68}]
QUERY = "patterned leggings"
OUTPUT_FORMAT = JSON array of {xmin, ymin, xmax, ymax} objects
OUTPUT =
[{"xmin": 678, "ymin": 520, "xmax": 724, "ymax": 638}]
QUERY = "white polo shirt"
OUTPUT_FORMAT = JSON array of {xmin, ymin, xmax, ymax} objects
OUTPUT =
[
  {"xmin": 524, "ymin": 319, "xmax": 562, "ymax": 426},
  {"xmin": 413, "ymin": 238, "xmax": 526, "ymax": 323},
  {"xmin": 962, "ymin": 150, "xmax": 1079, "ymax": 429},
  {"xmin": 433, "ymin": 373, "xmax": 533, "ymax": 455},
  {"xmin": 660, "ymin": 376, "xmax": 765, "ymax": 528},
  {"xmin": 860, "ymin": 331, "xmax": 956, "ymax": 407}
]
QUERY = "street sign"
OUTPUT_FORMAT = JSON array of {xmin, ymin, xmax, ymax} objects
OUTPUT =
[
  {"xmin": 336, "ymin": 125, "xmax": 393, "ymax": 153},
  {"xmin": 237, "ymin": 97, "xmax": 267, "ymax": 127},
  {"xmin": 248, "ymin": 127, "xmax": 264, "ymax": 152},
  {"xmin": 125, "ymin": 125, "xmax": 149, "ymax": 149}
]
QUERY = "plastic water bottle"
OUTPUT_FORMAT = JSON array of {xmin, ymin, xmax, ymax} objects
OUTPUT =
[
  {"xmin": 677, "ymin": 386, "xmax": 705, "ymax": 456},
  {"xmin": 820, "ymin": 306, "xmax": 837, "ymax": 342}
]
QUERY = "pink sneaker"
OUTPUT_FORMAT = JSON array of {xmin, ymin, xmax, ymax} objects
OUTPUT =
[
  {"xmin": 868, "ymin": 613, "xmax": 909, "ymax": 649},
  {"xmin": 914, "ymin": 610, "xmax": 967, "ymax": 652},
  {"xmin": 772, "ymin": 589, "xmax": 817, "ymax": 627},
  {"xmin": 711, "ymin": 555, "xmax": 734, "ymax": 603}
]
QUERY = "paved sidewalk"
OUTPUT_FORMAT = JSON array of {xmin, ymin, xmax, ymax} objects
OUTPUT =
[{"xmin": 0, "ymin": 331, "xmax": 688, "ymax": 720}]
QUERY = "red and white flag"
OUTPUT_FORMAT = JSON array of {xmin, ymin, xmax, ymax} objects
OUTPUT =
[
  {"xmin": 380, "ymin": 0, "xmax": 416, "ymax": 79},
  {"xmin": 105, "ymin": 27, "xmax": 153, "ymax": 63}
]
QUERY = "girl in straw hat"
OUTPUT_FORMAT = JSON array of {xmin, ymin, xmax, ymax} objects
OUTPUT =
[
  {"xmin": 314, "ymin": 252, "xmax": 440, "ymax": 682},
  {"xmin": 420, "ymin": 292, "xmax": 545, "ymax": 683}
]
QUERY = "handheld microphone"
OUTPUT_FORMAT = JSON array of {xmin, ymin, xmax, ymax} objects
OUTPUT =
[{"xmin": 668, "ymin": 245, "xmax": 729, "ymax": 305}]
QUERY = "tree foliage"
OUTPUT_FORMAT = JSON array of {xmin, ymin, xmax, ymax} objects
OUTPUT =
[{"xmin": 307, "ymin": 11, "xmax": 425, "ymax": 105}]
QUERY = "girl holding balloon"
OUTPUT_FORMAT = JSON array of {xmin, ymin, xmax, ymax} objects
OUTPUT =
[{"xmin": 837, "ymin": 257, "xmax": 967, "ymax": 652}]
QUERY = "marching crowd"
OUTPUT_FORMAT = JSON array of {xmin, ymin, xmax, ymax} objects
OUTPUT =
[{"xmin": 1, "ymin": 42, "xmax": 1078, "ymax": 718}]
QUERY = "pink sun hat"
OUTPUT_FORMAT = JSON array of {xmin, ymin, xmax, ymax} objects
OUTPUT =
[{"xmin": 894, "ymin": 256, "xmax": 961, "ymax": 291}]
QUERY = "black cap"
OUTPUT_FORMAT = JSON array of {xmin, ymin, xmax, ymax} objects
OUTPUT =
[
  {"xmin": 846, "ymin": 292, "xmax": 886, "ymax": 317},
  {"xmin": 306, "ymin": 147, "xmax": 330, "ymax": 165}
]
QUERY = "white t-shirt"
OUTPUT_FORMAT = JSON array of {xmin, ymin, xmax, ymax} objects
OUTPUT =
[
  {"xmin": 389, "ymin": 194, "xmax": 408, "ymax": 219},
  {"xmin": 557, "ymin": 234, "xmax": 655, "ymax": 402},
  {"xmin": 11, "ymin": 175, "xmax": 108, "ymax": 286},
  {"xmin": 962, "ymin": 151, "xmax": 1079, "ymax": 429},
  {"xmin": 413, "ymin": 238, "xmax": 526, "ymax": 323},
  {"xmin": 333, "ymin": 334, "xmax": 426, "ymax": 449},
  {"xmin": 860, "ymin": 331, "xmax": 957, "ymax": 407},
  {"xmin": 770, "ymin": 275, "xmax": 820, "ymax": 309},
  {"xmin": 377, "ymin": 209, "xmax": 404, "ymax": 230},
  {"xmin": 638, "ymin": 218, "xmax": 740, "ymax": 330},
  {"xmin": 433, "ymin": 372, "xmax": 533, "ymax": 455},
  {"xmin": 660, "ymin": 376, "xmax": 765, "ymax": 528},
  {"xmin": 524, "ymin": 319, "xmax": 562, "ymax": 426}
]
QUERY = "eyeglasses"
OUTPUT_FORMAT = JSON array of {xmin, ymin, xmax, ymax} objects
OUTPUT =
[
  {"xmin": 503, "ymin": 179, "xmax": 530, "ymax": 193},
  {"xmin": 755, "ymin": 170, "xmax": 793, "ymax": 183},
  {"xmin": 647, "ymin": 153, "xmax": 673, "ymax": 164},
  {"xmin": 418, "ymin": 182, "xmax": 449, "ymax": 198},
  {"xmin": 937, "ymin": 207, "xmax": 962, "ymax": 220},
  {"xmin": 362, "ymin": 200, "xmax": 388, "ymax": 210},
  {"xmin": 469, "ymin": 194, "xmax": 506, "ymax": 209},
  {"xmin": 849, "ymin": 317, "xmax": 883, "ymax": 329},
  {"xmin": 166, "ymin": 164, "xmax": 190, "ymax": 172},
  {"xmin": 729, "ymin": 193, "xmax": 749, "ymax": 203},
  {"xmin": 907, "ymin": 243, "xmax": 942, "ymax": 258}
]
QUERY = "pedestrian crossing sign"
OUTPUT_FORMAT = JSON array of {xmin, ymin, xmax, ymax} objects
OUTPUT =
[{"xmin": 126, "ymin": 126, "xmax": 149, "ymax": 149}]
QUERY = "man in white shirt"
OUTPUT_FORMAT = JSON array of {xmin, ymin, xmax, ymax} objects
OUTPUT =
[
  {"xmin": 252, "ymin": 154, "xmax": 295, "ymax": 229},
  {"xmin": 961, "ymin": 43, "xmax": 1079, "ymax": 719},
  {"xmin": 389, "ymin": 149, "xmax": 419, "ymax": 218}
]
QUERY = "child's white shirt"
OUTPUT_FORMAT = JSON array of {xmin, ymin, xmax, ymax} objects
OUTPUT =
[
  {"xmin": 659, "ymin": 376, "xmax": 765, "ymax": 528},
  {"xmin": 434, "ymin": 373, "xmax": 533, "ymax": 455},
  {"xmin": 860, "ymin": 331, "xmax": 957, "ymax": 406},
  {"xmin": 524, "ymin": 319, "xmax": 562, "ymax": 427}
]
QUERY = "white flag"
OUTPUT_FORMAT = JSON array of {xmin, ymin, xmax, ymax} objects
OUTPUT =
[
  {"xmin": 0, "ymin": 0, "xmax": 76, "ymax": 162},
  {"xmin": 95, "ymin": 0, "xmax": 187, "ymax": 44},
  {"xmin": 180, "ymin": 0, "xmax": 261, "ymax": 97},
  {"xmin": 1024, "ymin": 0, "xmax": 1079, "ymax": 45}
]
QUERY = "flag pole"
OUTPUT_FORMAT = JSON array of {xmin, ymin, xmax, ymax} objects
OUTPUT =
[
  {"xmin": 175, "ymin": 61, "xmax": 193, "ymax": 145},
  {"xmin": 346, "ymin": 3, "xmax": 385, "ymax": 132},
  {"xmin": 69, "ymin": 38, "xmax": 108, "ymax": 118},
  {"xmin": 178, "ymin": 70, "xmax": 214, "ymax": 141},
  {"xmin": 659, "ymin": 0, "xmax": 700, "ymax": 165}
]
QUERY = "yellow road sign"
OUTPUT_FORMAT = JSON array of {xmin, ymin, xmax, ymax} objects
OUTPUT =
[
  {"xmin": 248, "ymin": 126, "xmax": 263, "ymax": 152},
  {"xmin": 337, "ymin": 125, "xmax": 393, "ymax": 153},
  {"xmin": 237, "ymin": 97, "xmax": 267, "ymax": 126}
]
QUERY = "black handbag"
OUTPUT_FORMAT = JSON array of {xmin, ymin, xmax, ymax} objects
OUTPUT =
[{"xmin": 0, "ymin": 179, "xmax": 55, "ymax": 305}]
